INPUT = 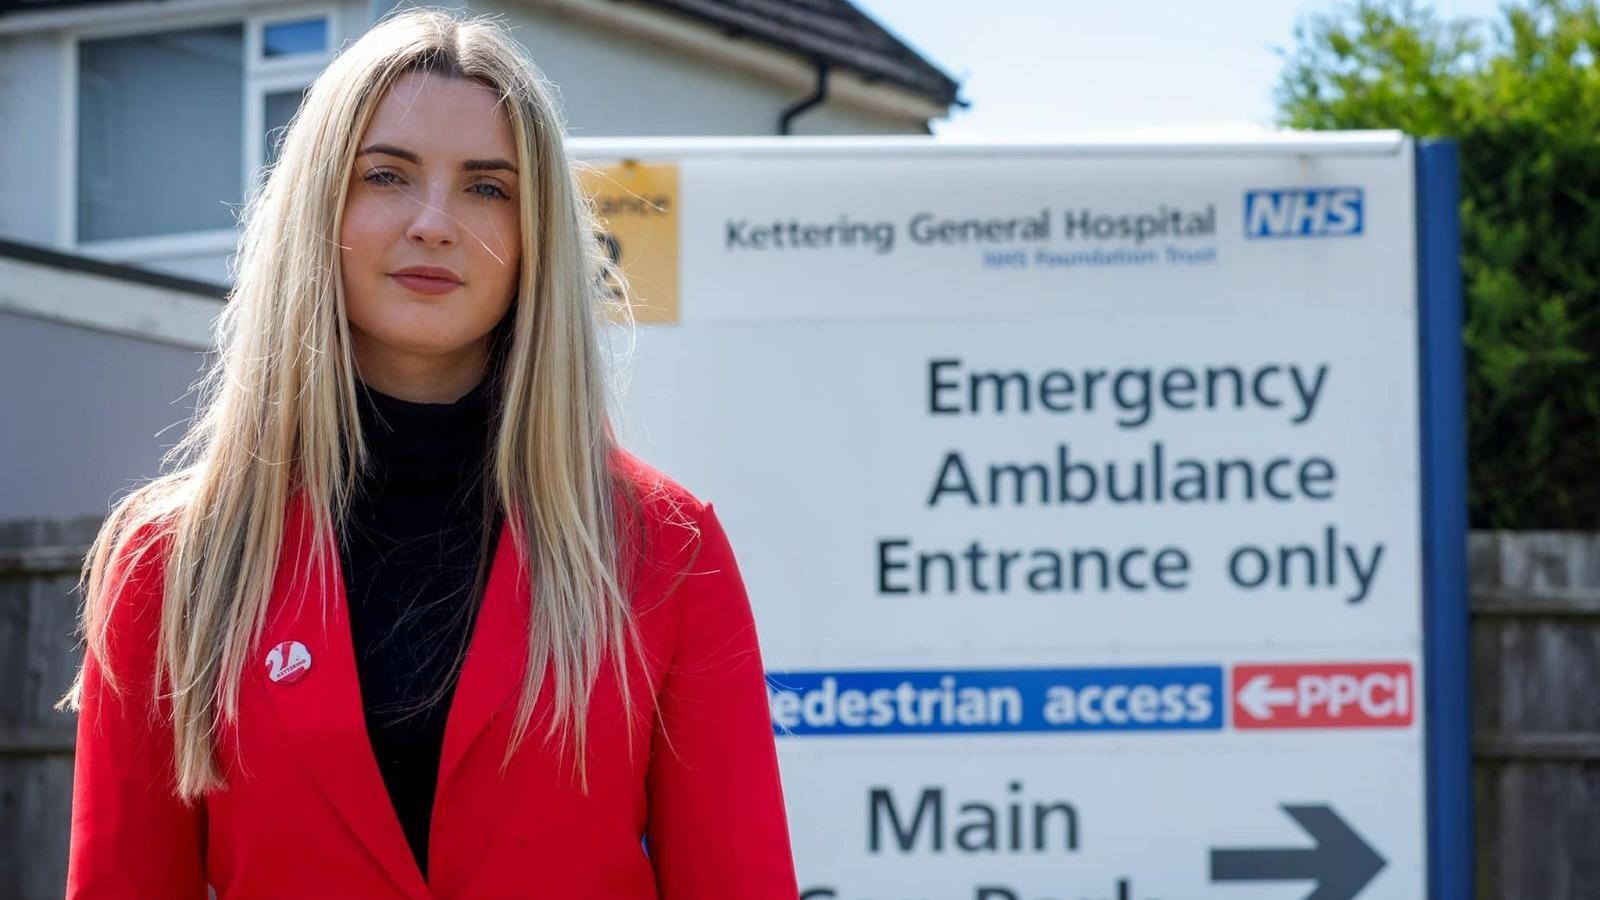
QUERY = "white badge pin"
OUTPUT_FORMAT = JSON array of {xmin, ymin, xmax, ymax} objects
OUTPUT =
[{"xmin": 265, "ymin": 640, "xmax": 312, "ymax": 684}]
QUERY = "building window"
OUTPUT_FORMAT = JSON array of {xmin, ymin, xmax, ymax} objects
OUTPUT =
[
  {"xmin": 263, "ymin": 17, "xmax": 328, "ymax": 57},
  {"xmin": 250, "ymin": 12, "xmax": 334, "ymax": 175},
  {"xmin": 263, "ymin": 86, "xmax": 311, "ymax": 167},
  {"xmin": 76, "ymin": 24, "xmax": 244, "ymax": 242},
  {"xmin": 73, "ymin": 12, "xmax": 334, "ymax": 246}
]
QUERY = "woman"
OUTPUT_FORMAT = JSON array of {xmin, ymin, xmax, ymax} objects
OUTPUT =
[{"xmin": 60, "ymin": 8, "xmax": 798, "ymax": 898}]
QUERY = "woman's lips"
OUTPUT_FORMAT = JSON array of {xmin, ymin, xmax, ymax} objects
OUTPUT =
[{"xmin": 389, "ymin": 273, "xmax": 462, "ymax": 295}]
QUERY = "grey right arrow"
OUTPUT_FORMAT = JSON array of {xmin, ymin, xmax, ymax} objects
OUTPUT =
[{"xmin": 1210, "ymin": 804, "xmax": 1386, "ymax": 900}]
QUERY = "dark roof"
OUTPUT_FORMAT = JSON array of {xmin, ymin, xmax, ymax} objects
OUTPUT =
[
  {"xmin": 631, "ymin": 0, "xmax": 963, "ymax": 109},
  {"xmin": 1, "ymin": 0, "xmax": 963, "ymax": 110},
  {"xmin": 0, "ymin": 237, "xmax": 228, "ymax": 299},
  {"xmin": 0, "ymin": 0, "xmax": 122, "ymax": 14}
]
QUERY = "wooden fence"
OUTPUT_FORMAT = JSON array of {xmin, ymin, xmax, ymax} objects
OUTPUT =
[
  {"xmin": 2, "ymin": 521, "xmax": 1596, "ymax": 898},
  {"xmin": 1469, "ymin": 531, "xmax": 1600, "ymax": 898},
  {"xmin": 1, "ymin": 516, "xmax": 103, "ymax": 900}
]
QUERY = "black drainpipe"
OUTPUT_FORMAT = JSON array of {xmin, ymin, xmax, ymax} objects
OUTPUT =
[{"xmin": 778, "ymin": 62, "xmax": 830, "ymax": 135}]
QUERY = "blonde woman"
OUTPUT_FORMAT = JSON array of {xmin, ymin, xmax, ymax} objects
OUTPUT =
[{"xmin": 61, "ymin": 8, "xmax": 797, "ymax": 897}]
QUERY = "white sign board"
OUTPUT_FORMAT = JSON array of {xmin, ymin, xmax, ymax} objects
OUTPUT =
[{"xmin": 586, "ymin": 134, "xmax": 1464, "ymax": 900}]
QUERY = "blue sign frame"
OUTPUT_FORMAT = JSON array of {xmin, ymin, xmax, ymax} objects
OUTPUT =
[{"xmin": 1416, "ymin": 138, "xmax": 1472, "ymax": 900}]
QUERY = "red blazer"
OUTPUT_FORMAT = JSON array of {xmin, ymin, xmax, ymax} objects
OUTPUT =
[{"xmin": 66, "ymin": 451, "xmax": 798, "ymax": 899}]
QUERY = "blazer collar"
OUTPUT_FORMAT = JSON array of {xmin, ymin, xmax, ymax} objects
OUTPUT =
[{"xmin": 254, "ymin": 488, "xmax": 528, "ymax": 898}]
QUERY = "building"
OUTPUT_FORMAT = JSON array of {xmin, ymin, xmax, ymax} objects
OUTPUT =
[{"xmin": 0, "ymin": 0, "xmax": 962, "ymax": 520}]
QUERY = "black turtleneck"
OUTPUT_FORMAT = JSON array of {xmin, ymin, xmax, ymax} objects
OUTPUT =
[{"xmin": 338, "ymin": 374, "xmax": 502, "ymax": 881}]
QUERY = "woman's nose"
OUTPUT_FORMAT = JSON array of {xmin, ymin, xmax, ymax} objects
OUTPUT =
[{"xmin": 405, "ymin": 185, "xmax": 458, "ymax": 247}]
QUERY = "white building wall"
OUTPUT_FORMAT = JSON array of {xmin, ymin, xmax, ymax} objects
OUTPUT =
[
  {"xmin": 0, "ymin": 0, "xmax": 933, "ymax": 284},
  {"xmin": 477, "ymin": 2, "xmax": 925, "ymax": 138},
  {"xmin": 0, "ymin": 309, "xmax": 212, "ymax": 519},
  {"xmin": 0, "ymin": 31, "xmax": 70, "ymax": 248},
  {"xmin": 0, "ymin": 0, "xmax": 377, "ymax": 280}
]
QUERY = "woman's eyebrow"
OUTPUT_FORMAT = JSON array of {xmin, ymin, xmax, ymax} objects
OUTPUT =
[{"xmin": 358, "ymin": 142, "xmax": 518, "ymax": 174}]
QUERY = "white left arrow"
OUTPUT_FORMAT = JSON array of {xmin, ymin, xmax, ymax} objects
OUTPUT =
[{"xmin": 1238, "ymin": 674, "xmax": 1296, "ymax": 720}]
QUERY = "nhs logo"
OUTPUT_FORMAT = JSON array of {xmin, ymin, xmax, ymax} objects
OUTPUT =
[{"xmin": 1244, "ymin": 186, "xmax": 1364, "ymax": 238}]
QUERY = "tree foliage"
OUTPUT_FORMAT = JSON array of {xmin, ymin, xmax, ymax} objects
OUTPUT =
[{"xmin": 1277, "ymin": 0, "xmax": 1600, "ymax": 528}]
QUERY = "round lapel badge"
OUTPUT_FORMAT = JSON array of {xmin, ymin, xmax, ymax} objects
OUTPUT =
[{"xmin": 265, "ymin": 640, "xmax": 312, "ymax": 684}]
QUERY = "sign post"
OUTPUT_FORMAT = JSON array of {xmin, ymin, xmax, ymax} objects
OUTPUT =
[{"xmin": 580, "ymin": 132, "xmax": 1470, "ymax": 900}]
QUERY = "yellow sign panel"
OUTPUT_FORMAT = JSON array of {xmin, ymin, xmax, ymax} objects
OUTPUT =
[{"xmin": 578, "ymin": 161, "xmax": 680, "ymax": 325}]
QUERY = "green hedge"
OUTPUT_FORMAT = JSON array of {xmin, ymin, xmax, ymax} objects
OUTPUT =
[{"xmin": 1276, "ymin": 0, "xmax": 1599, "ymax": 528}]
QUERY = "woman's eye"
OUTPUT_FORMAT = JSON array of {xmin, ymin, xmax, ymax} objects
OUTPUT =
[
  {"xmin": 472, "ymin": 182, "xmax": 511, "ymax": 201},
  {"xmin": 361, "ymin": 170, "xmax": 507, "ymax": 201}
]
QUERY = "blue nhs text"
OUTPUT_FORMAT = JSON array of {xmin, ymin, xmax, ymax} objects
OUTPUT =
[{"xmin": 1244, "ymin": 187, "xmax": 1363, "ymax": 238}]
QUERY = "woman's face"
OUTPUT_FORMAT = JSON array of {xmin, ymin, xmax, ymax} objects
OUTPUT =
[{"xmin": 340, "ymin": 70, "xmax": 522, "ymax": 401}]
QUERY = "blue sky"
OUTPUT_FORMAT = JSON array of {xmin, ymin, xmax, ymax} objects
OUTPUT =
[{"xmin": 853, "ymin": 0, "xmax": 1514, "ymax": 135}]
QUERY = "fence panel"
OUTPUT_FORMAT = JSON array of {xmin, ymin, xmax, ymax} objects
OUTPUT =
[{"xmin": 4, "ymin": 522, "xmax": 1597, "ymax": 898}]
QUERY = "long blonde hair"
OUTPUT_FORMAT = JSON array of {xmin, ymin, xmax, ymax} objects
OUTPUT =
[{"xmin": 58, "ymin": 7, "xmax": 647, "ymax": 800}]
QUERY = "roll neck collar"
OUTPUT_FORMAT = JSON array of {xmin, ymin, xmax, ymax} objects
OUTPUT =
[{"xmin": 354, "ymin": 374, "xmax": 496, "ymax": 482}]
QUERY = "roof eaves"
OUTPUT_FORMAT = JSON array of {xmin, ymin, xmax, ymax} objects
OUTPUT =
[
  {"xmin": 0, "ymin": 238, "xmax": 228, "ymax": 300},
  {"xmin": 630, "ymin": 0, "xmax": 962, "ymax": 108}
]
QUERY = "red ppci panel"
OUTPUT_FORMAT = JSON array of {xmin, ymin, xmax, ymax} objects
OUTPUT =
[{"xmin": 1231, "ymin": 662, "xmax": 1414, "ymax": 729}]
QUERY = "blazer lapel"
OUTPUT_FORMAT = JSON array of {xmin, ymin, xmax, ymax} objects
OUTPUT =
[
  {"xmin": 434, "ymin": 510, "xmax": 527, "ymax": 797},
  {"xmin": 256, "ymin": 490, "xmax": 430, "ymax": 900}
]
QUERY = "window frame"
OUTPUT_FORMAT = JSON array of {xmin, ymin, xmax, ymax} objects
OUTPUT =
[
  {"xmin": 250, "ymin": 10, "xmax": 336, "ymax": 72},
  {"xmin": 62, "ymin": 5, "xmax": 338, "ymax": 258},
  {"xmin": 245, "ymin": 8, "xmax": 335, "ymax": 179}
]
